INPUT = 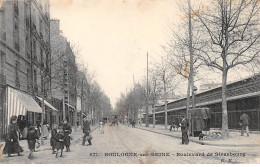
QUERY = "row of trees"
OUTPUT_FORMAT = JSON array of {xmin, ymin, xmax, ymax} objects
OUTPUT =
[
  {"xmin": 115, "ymin": 0, "xmax": 260, "ymax": 138},
  {"xmin": 76, "ymin": 67, "xmax": 113, "ymax": 127}
]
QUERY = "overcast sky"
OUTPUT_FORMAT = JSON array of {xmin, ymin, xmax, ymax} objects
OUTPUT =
[
  {"xmin": 49, "ymin": 0, "xmax": 181, "ymax": 107},
  {"xmin": 49, "ymin": 0, "xmax": 255, "ymax": 108}
]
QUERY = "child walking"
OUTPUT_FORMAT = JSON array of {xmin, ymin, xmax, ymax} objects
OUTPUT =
[
  {"xmin": 50, "ymin": 124, "xmax": 58, "ymax": 154},
  {"xmin": 55, "ymin": 126, "xmax": 64, "ymax": 158},
  {"xmin": 27, "ymin": 125, "xmax": 39, "ymax": 159}
]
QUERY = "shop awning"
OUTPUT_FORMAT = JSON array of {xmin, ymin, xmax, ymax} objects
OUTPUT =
[
  {"xmin": 36, "ymin": 96, "xmax": 58, "ymax": 111},
  {"xmin": 7, "ymin": 87, "xmax": 42, "ymax": 124},
  {"xmin": 65, "ymin": 103, "xmax": 75, "ymax": 110}
]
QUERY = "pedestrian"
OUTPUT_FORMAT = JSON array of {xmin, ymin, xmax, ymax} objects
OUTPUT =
[
  {"xmin": 99, "ymin": 120, "xmax": 104, "ymax": 134},
  {"xmin": 180, "ymin": 115, "xmax": 189, "ymax": 145},
  {"xmin": 62, "ymin": 119, "xmax": 72, "ymax": 152},
  {"xmin": 50, "ymin": 124, "xmax": 58, "ymax": 154},
  {"xmin": 131, "ymin": 120, "xmax": 135, "ymax": 128},
  {"xmin": 36, "ymin": 120, "xmax": 41, "ymax": 137},
  {"xmin": 240, "ymin": 112, "xmax": 250, "ymax": 137},
  {"xmin": 27, "ymin": 125, "xmax": 39, "ymax": 159},
  {"xmin": 82, "ymin": 117, "xmax": 92, "ymax": 146},
  {"xmin": 55, "ymin": 126, "xmax": 64, "ymax": 158},
  {"xmin": 42, "ymin": 121, "xmax": 49, "ymax": 140},
  {"xmin": 3, "ymin": 116, "xmax": 23, "ymax": 157},
  {"xmin": 169, "ymin": 122, "xmax": 174, "ymax": 131},
  {"xmin": 174, "ymin": 123, "xmax": 180, "ymax": 131}
]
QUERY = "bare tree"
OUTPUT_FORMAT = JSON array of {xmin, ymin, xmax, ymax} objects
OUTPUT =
[
  {"xmin": 164, "ymin": 18, "xmax": 204, "ymax": 118},
  {"xmin": 192, "ymin": 0, "xmax": 260, "ymax": 137},
  {"xmin": 148, "ymin": 69, "xmax": 163, "ymax": 128},
  {"xmin": 153, "ymin": 56, "xmax": 179, "ymax": 129}
]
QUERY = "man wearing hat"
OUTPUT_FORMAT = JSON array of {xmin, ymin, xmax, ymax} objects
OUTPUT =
[
  {"xmin": 3, "ymin": 116, "xmax": 23, "ymax": 157},
  {"xmin": 180, "ymin": 115, "xmax": 189, "ymax": 145},
  {"xmin": 82, "ymin": 117, "xmax": 92, "ymax": 146}
]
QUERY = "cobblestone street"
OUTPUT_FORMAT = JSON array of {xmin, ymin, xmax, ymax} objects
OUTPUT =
[{"xmin": 1, "ymin": 124, "xmax": 259, "ymax": 164}]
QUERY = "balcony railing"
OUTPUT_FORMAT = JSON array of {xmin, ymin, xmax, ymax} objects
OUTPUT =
[
  {"xmin": 14, "ymin": 4, "xmax": 19, "ymax": 15},
  {"xmin": 15, "ymin": 42, "xmax": 20, "ymax": 52},
  {"xmin": 15, "ymin": 79, "xmax": 20, "ymax": 89}
]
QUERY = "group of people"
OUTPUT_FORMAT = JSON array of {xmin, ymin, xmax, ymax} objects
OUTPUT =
[
  {"xmin": 2, "ymin": 112, "xmax": 251, "ymax": 159},
  {"xmin": 50, "ymin": 119, "xmax": 72, "ymax": 158},
  {"xmin": 178, "ymin": 112, "xmax": 251, "ymax": 145},
  {"xmin": 169, "ymin": 122, "xmax": 180, "ymax": 132},
  {"xmin": 3, "ymin": 116, "xmax": 73, "ymax": 159}
]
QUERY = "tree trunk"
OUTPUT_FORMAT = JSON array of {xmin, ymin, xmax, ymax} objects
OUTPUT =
[
  {"xmin": 63, "ymin": 92, "xmax": 66, "ymax": 121},
  {"xmin": 164, "ymin": 81, "xmax": 168, "ymax": 129},
  {"xmin": 152, "ymin": 102, "xmax": 155, "ymax": 128},
  {"xmin": 80, "ymin": 97, "xmax": 83, "ymax": 129},
  {"xmin": 186, "ymin": 75, "xmax": 191, "ymax": 135},
  {"xmin": 74, "ymin": 107, "xmax": 77, "ymax": 131},
  {"xmin": 186, "ymin": 75, "xmax": 191, "ymax": 117},
  {"xmin": 221, "ymin": 67, "xmax": 229, "ymax": 138}
]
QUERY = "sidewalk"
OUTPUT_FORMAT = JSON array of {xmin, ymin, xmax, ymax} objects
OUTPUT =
[
  {"xmin": 136, "ymin": 124, "xmax": 260, "ymax": 147},
  {"xmin": 0, "ymin": 125, "xmax": 98, "ymax": 156}
]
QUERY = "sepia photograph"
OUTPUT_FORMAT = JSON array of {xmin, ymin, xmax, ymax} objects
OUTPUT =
[{"xmin": 0, "ymin": 0, "xmax": 260, "ymax": 164}]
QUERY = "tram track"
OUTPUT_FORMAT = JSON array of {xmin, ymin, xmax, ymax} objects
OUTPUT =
[
  {"xmin": 113, "ymin": 126, "xmax": 144, "ymax": 164},
  {"xmin": 118, "ymin": 125, "xmax": 250, "ymax": 164}
]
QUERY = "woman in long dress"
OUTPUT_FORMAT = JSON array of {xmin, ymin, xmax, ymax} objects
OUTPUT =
[
  {"xmin": 62, "ymin": 120, "xmax": 72, "ymax": 152},
  {"xmin": 42, "ymin": 123, "xmax": 49, "ymax": 139},
  {"xmin": 3, "ymin": 116, "xmax": 23, "ymax": 157}
]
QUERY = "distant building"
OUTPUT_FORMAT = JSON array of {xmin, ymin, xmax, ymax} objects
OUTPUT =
[
  {"xmin": 199, "ymin": 83, "xmax": 221, "ymax": 93},
  {"xmin": 154, "ymin": 73, "xmax": 260, "ymax": 131},
  {"xmin": 50, "ymin": 19, "xmax": 78, "ymax": 126}
]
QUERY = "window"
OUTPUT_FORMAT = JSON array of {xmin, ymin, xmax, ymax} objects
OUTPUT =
[
  {"xmin": 0, "ymin": 51, "xmax": 5, "ymax": 74},
  {"xmin": 14, "ymin": 0, "xmax": 19, "ymax": 15},
  {"xmin": 34, "ymin": 69, "xmax": 37, "ymax": 92},
  {"xmin": 24, "ymin": 2, "xmax": 29, "ymax": 30},
  {"xmin": 40, "ymin": 48, "xmax": 44, "ymax": 68},
  {"xmin": 25, "ymin": 35, "xmax": 30, "ymax": 59},
  {"xmin": 27, "ymin": 68, "xmax": 31, "ymax": 91},
  {"xmin": 15, "ymin": 61, "xmax": 20, "ymax": 88},
  {"xmin": 39, "ymin": 20, "xmax": 42, "ymax": 38},
  {"xmin": 13, "ymin": 15, "xmax": 19, "ymax": 52},
  {"xmin": 0, "ymin": 6, "xmax": 5, "ymax": 41},
  {"xmin": 41, "ymin": 75, "xmax": 43, "ymax": 93},
  {"xmin": 33, "ymin": 40, "xmax": 36, "ymax": 60}
]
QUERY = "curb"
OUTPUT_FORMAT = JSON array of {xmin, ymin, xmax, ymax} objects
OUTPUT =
[{"xmin": 136, "ymin": 126, "xmax": 260, "ymax": 147}]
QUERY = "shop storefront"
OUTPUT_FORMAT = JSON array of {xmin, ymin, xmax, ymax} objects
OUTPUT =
[{"xmin": 0, "ymin": 86, "xmax": 59, "ymax": 140}]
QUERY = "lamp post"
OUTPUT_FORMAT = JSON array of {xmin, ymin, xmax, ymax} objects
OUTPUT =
[{"xmin": 145, "ymin": 52, "xmax": 149, "ymax": 127}]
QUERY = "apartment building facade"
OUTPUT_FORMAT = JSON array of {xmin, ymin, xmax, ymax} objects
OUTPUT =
[{"xmin": 0, "ymin": 0, "xmax": 56, "ymax": 139}]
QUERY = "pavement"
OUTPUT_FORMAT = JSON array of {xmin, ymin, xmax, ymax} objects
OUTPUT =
[
  {"xmin": 0, "ymin": 124, "xmax": 260, "ymax": 164},
  {"xmin": 0, "ymin": 125, "xmax": 98, "ymax": 162},
  {"xmin": 135, "ymin": 124, "xmax": 260, "ymax": 147}
]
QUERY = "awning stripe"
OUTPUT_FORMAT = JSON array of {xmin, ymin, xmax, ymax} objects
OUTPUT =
[
  {"xmin": 7, "ymin": 87, "xmax": 42, "ymax": 125},
  {"xmin": 36, "ymin": 96, "xmax": 58, "ymax": 111}
]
